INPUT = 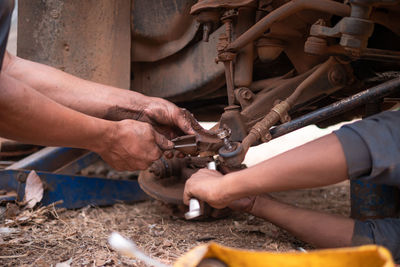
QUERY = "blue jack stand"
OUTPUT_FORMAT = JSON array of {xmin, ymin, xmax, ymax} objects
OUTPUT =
[{"xmin": 0, "ymin": 147, "xmax": 148, "ymax": 209}]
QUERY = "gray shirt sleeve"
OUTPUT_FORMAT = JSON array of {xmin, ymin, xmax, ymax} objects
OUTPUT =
[
  {"xmin": 352, "ymin": 219, "xmax": 400, "ymax": 263},
  {"xmin": 334, "ymin": 110, "xmax": 400, "ymax": 187}
]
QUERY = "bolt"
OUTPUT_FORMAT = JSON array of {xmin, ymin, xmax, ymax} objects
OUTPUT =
[
  {"xmin": 217, "ymin": 128, "xmax": 234, "ymax": 151},
  {"xmin": 223, "ymin": 137, "xmax": 233, "ymax": 151},
  {"xmin": 239, "ymin": 88, "xmax": 253, "ymax": 101},
  {"xmin": 329, "ymin": 67, "xmax": 346, "ymax": 86},
  {"xmin": 202, "ymin": 23, "xmax": 212, "ymax": 42}
]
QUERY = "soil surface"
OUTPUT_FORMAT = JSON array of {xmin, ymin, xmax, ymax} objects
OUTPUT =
[{"xmin": 0, "ymin": 181, "xmax": 350, "ymax": 266}]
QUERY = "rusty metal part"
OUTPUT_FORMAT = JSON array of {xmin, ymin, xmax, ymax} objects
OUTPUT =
[
  {"xmin": 233, "ymin": 7, "xmax": 256, "ymax": 88},
  {"xmin": 216, "ymin": 10, "xmax": 238, "ymax": 106},
  {"xmin": 256, "ymin": 38, "xmax": 285, "ymax": 62},
  {"xmin": 243, "ymin": 58, "xmax": 354, "ymax": 130},
  {"xmin": 139, "ymin": 170, "xmax": 188, "ymax": 204},
  {"xmin": 139, "ymin": 155, "xmax": 212, "ymax": 204},
  {"xmin": 132, "ymin": 25, "xmax": 226, "ymax": 101},
  {"xmin": 169, "ymin": 109, "xmax": 225, "ymax": 155},
  {"xmin": 216, "ymin": 127, "xmax": 234, "ymax": 152},
  {"xmin": 226, "ymin": 0, "xmax": 351, "ymax": 53},
  {"xmin": 196, "ymin": 10, "xmax": 220, "ymax": 42},
  {"xmin": 0, "ymin": 141, "xmax": 41, "ymax": 159},
  {"xmin": 172, "ymin": 136, "xmax": 199, "ymax": 155},
  {"xmin": 244, "ymin": 56, "xmax": 350, "ymax": 132},
  {"xmin": 235, "ymin": 87, "xmax": 255, "ymax": 109},
  {"xmin": 218, "ymin": 141, "xmax": 243, "ymax": 167},
  {"xmin": 219, "ymin": 105, "xmax": 248, "ymax": 141},
  {"xmin": 259, "ymin": 9, "xmax": 331, "ymax": 74},
  {"xmin": 310, "ymin": 16, "xmax": 375, "ymax": 51},
  {"xmin": 18, "ymin": 0, "xmax": 131, "ymax": 89},
  {"xmin": 190, "ymin": 0, "xmax": 257, "ymax": 14},
  {"xmin": 203, "ymin": 22, "xmax": 213, "ymax": 42},
  {"xmin": 305, "ymin": 37, "xmax": 400, "ymax": 62},
  {"xmin": 148, "ymin": 156, "xmax": 211, "ymax": 180},
  {"xmin": 229, "ymin": 75, "xmax": 400, "ymax": 168},
  {"xmin": 149, "ymin": 157, "xmax": 189, "ymax": 179},
  {"xmin": 310, "ymin": 0, "xmax": 400, "ymax": 53},
  {"xmin": 224, "ymin": 57, "xmax": 352, "ymax": 167}
]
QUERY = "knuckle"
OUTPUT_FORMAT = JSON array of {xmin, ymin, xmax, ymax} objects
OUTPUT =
[{"xmin": 136, "ymin": 162, "xmax": 149, "ymax": 171}]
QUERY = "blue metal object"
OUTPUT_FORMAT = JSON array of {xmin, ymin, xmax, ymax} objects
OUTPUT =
[
  {"xmin": 6, "ymin": 147, "xmax": 86, "ymax": 172},
  {"xmin": 0, "ymin": 147, "xmax": 149, "ymax": 209},
  {"xmin": 0, "ymin": 169, "xmax": 148, "ymax": 209},
  {"xmin": 54, "ymin": 151, "xmax": 100, "ymax": 174}
]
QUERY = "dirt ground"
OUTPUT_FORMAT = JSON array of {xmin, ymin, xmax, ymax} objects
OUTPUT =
[{"xmin": 0, "ymin": 180, "xmax": 350, "ymax": 267}]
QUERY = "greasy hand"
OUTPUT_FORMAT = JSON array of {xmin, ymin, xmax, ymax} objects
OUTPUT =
[
  {"xmin": 97, "ymin": 119, "xmax": 173, "ymax": 171},
  {"xmin": 143, "ymin": 97, "xmax": 196, "ymax": 139},
  {"xmin": 183, "ymin": 168, "xmax": 229, "ymax": 209}
]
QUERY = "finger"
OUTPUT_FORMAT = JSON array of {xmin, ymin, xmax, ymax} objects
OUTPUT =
[
  {"xmin": 183, "ymin": 185, "xmax": 192, "ymax": 206},
  {"xmin": 148, "ymin": 147, "xmax": 162, "ymax": 162},
  {"xmin": 153, "ymin": 131, "xmax": 174, "ymax": 150},
  {"xmin": 176, "ymin": 108, "xmax": 196, "ymax": 135},
  {"xmin": 164, "ymin": 150, "xmax": 174, "ymax": 159},
  {"xmin": 197, "ymin": 168, "xmax": 219, "ymax": 175}
]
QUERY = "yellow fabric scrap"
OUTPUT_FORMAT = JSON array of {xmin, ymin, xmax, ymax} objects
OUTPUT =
[{"xmin": 174, "ymin": 243, "xmax": 395, "ymax": 267}]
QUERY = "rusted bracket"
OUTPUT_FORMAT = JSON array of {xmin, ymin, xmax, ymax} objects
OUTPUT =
[{"xmin": 190, "ymin": 0, "xmax": 257, "ymax": 15}]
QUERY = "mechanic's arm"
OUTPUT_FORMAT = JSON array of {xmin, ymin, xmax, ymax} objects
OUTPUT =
[
  {"xmin": 183, "ymin": 133, "xmax": 353, "ymax": 248},
  {"xmin": 231, "ymin": 194, "xmax": 354, "ymax": 248},
  {"xmin": 0, "ymin": 72, "xmax": 172, "ymax": 171},
  {"xmin": 184, "ymin": 133, "xmax": 348, "ymax": 208},
  {"xmin": 2, "ymin": 52, "xmax": 195, "ymax": 137}
]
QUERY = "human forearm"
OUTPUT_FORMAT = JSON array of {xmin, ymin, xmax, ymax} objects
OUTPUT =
[
  {"xmin": 3, "ymin": 52, "xmax": 148, "ymax": 119},
  {"xmin": 186, "ymin": 133, "xmax": 349, "ymax": 207},
  {"xmin": 224, "ymin": 134, "xmax": 348, "ymax": 202},
  {"xmin": 0, "ymin": 72, "xmax": 113, "ymax": 150},
  {"xmin": 3, "ymin": 52, "xmax": 196, "ymax": 137},
  {"xmin": 0, "ymin": 72, "xmax": 173, "ymax": 170},
  {"xmin": 250, "ymin": 195, "xmax": 354, "ymax": 248}
]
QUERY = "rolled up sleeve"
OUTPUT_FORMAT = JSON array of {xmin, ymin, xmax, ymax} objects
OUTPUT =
[{"xmin": 334, "ymin": 110, "xmax": 400, "ymax": 186}]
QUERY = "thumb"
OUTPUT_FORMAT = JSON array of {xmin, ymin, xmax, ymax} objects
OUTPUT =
[
  {"xmin": 154, "ymin": 131, "xmax": 174, "ymax": 150},
  {"xmin": 183, "ymin": 186, "xmax": 192, "ymax": 206}
]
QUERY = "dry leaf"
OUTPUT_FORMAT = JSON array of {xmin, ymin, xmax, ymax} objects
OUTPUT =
[{"xmin": 24, "ymin": 171, "xmax": 44, "ymax": 208}]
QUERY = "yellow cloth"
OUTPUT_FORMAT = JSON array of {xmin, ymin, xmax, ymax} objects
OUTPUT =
[{"xmin": 174, "ymin": 243, "xmax": 395, "ymax": 267}]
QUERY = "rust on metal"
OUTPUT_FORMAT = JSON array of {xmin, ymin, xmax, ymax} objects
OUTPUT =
[{"xmin": 190, "ymin": 0, "xmax": 257, "ymax": 14}]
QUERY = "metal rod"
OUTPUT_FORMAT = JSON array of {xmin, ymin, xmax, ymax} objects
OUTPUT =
[
  {"xmin": 227, "ymin": 0, "xmax": 350, "ymax": 53},
  {"xmin": 270, "ymin": 77, "xmax": 400, "ymax": 138},
  {"xmin": 224, "ymin": 61, "xmax": 236, "ymax": 106}
]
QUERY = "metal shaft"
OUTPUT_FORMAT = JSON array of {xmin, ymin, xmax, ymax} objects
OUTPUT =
[{"xmin": 270, "ymin": 77, "xmax": 400, "ymax": 139}]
